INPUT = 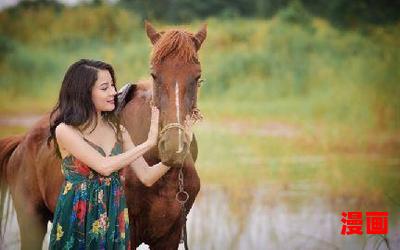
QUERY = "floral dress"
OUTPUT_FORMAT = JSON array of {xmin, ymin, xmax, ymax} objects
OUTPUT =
[{"xmin": 49, "ymin": 138, "xmax": 131, "ymax": 250}]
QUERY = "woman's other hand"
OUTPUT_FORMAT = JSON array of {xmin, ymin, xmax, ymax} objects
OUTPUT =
[
  {"xmin": 184, "ymin": 114, "xmax": 197, "ymax": 144},
  {"xmin": 146, "ymin": 105, "xmax": 160, "ymax": 146}
]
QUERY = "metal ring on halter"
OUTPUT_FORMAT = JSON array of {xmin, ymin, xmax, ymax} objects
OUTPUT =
[
  {"xmin": 160, "ymin": 123, "xmax": 185, "ymax": 136},
  {"xmin": 175, "ymin": 190, "xmax": 189, "ymax": 204}
]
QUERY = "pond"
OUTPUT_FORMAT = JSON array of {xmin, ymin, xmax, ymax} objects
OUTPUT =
[
  {"xmin": 1, "ymin": 182, "xmax": 399, "ymax": 249},
  {"xmin": 0, "ymin": 115, "xmax": 399, "ymax": 249}
]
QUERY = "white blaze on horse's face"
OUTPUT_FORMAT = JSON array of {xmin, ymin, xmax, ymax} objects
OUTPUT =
[{"xmin": 175, "ymin": 80, "xmax": 184, "ymax": 153}]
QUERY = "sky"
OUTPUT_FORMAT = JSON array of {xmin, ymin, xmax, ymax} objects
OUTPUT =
[
  {"xmin": 0, "ymin": 0, "xmax": 19, "ymax": 10},
  {"xmin": 0, "ymin": 0, "xmax": 118, "ymax": 10}
]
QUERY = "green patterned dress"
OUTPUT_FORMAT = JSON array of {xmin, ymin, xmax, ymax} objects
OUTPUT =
[{"xmin": 49, "ymin": 138, "xmax": 131, "ymax": 249}]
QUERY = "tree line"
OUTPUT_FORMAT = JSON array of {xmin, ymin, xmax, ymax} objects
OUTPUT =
[{"xmin": 6, "ymin": 0, "xmax": 400, "ymax": 27}]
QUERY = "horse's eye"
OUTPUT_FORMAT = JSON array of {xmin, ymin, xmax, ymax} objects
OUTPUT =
[
  {"xmin": 151, "ymin": 73, "xmax": 157, "ymax": 81},
  {"xmin": 197, "ymin": 78, "xmax": 204, "ymax": 87}
]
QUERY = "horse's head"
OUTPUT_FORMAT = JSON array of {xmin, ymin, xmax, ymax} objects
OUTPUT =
[{"xmin": 145, "ymin": 21, "xmax": 206, "ymax": 167}]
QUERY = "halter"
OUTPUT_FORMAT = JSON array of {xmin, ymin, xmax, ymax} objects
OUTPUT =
[
  {"xmin": 159, "ymin": 123, "xmax": 185, "ymax": 137},
  {"xmin": 150, "ymin": 97, "xmax": 203, "ymax": 141}
]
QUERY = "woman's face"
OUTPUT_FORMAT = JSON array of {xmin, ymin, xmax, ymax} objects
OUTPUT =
[{"xmin": 91, "ymin": 70, "xmax": 117, "ymax": 112}]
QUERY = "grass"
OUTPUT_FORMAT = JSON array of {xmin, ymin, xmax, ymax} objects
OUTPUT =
[{"xmin": 0, "ymin": 13, "xmax": 399, "ymax": 129}]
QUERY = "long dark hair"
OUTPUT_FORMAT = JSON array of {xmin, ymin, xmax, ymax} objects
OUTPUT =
[{"xmin": 47, "ymin": 59, "xmax": 122, "ymax": 158}]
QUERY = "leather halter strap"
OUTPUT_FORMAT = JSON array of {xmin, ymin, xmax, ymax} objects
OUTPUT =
[{"xmin": 159, "ymin": 123, "xmax": 185, "ymax": 137}]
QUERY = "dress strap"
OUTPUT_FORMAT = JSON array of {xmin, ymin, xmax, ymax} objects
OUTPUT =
[
  {"xmin": 75, "ymin": 126, "xmax": 86, "ymax": 139},
  {"xmin": 77, "ymin": 123, "xmax": 121, "ymax": 147}
]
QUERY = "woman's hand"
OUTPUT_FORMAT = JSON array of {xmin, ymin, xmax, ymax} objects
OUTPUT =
[
  {"xmin": 184, "ymin": 114, "xmax": 197, "ymax": 144},
  {"xmin": 146, "ymin": 105, "xmax": 160, "ymax": 146}
]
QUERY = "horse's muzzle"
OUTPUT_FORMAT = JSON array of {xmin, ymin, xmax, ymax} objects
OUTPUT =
[{"xmin": 158, "ymin": 134, "xmax": 190, "ymax": 167}]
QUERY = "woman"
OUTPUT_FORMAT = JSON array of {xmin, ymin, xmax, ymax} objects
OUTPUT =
[{"xmin": 47, "ymin": 59, "xmax": 194, "ymax": 248}]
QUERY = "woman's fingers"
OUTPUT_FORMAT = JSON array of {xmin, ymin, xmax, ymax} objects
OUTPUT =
[
  {"xmin": 185, "ymin": 116, "xmax": 196, "ymax": 128},
  {"xmin": 183, "ymin": 114, "xmax": 195, "ymax": 143},
  {"xmin": 151, "ymin": 106, "xmax": 159, "ymax": 124},
  {"xmin": 151, "ymin": 106, "xmax": 159, "ymax": 116}
]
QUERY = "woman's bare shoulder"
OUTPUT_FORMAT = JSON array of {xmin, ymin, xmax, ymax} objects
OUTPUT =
[
  {"xmin": 55, "ymin": 123, "xmax": 80, "ymax": 137},
  {"xmin": 55, "ymin": 123, "xmax": 81, "ymax": 156},
  {"xmin": 55, "ymin": 123, "xmax": 84, "ymax": 150}
]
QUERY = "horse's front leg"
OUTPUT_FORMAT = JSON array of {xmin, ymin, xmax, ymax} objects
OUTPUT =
[{"xmin": 9, "ymin": 177, "xmax": 50, "ymax": 250}]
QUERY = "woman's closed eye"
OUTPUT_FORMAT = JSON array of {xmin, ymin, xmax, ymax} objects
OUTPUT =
[{"xmin": 101, "ymin": 83, "xmax": 115, "ymax": 91}]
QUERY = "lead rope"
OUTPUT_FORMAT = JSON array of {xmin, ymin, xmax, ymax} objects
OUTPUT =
[
  {"xmin": 176, "ymin": 166, "xmax": 190, "ymax": 250},
  {"xmin": 176, "ymin": 107, "xmax": 203, "ymax": 250},
  {"xmin": 151, "ymin": 95, "xmax": 203, "ymax": 250}
]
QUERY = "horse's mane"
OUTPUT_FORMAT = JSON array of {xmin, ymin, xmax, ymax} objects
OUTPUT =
[{"xmin": 151, "ymin": 29, "xmax": 199, "ymax": 65}]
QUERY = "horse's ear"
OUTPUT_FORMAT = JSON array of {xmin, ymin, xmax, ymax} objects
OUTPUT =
[
  {"xmin": 145, "ymin": 20, "xmax": 161, "ymax": 45},
  {"xmin": 116, "ymin": 83, "xmax": 137, "ymax": 115},
  {"xmin": 193, "ymin": 23, "xmax": 207, "ymax": 51}
]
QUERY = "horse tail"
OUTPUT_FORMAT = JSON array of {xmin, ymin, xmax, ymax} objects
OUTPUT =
[{"xmin": 0, "ymin": 135, "xmax": 24, "ymax": 239}]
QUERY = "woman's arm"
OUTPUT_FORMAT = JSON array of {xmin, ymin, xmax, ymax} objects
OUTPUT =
[
  {"xmin": 121, "ymin": 127, "xmax": 170, "ymax": 187},
  {"xmin": 56, "ymin": 106, "xmax": 161, "ymax": 177},
  {"xmin": 122, "ymin": 113, "xmax": 197, "ymax": 187},
  {"xmin": 55, "ymin": 123, "xmax": 154, "ymax": 177}
]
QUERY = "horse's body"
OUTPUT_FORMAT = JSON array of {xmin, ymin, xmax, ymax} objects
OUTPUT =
[{"xmin": 0, "ymin": 22, "xmax": 206, "ymax": 249}]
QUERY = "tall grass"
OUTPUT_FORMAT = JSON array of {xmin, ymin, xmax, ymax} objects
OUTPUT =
[{"xmin": 0, "ymin": 5, "xmax": 399, "ymax": 132}]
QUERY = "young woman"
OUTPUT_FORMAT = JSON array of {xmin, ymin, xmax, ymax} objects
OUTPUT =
[{"xmin": 47, "ymin": 59, "xmax": 194, "ymax": 248}]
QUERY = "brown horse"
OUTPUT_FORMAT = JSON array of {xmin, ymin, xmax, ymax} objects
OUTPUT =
[{"xmin": 0, "ymin": 21, "xmax": 206, "ymax": 249}]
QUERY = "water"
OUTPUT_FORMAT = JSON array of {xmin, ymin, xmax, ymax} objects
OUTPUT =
[
  {"xmin": 187, "ymin": 185, "xmax": 399, "ymax": 250},
  {"xmin": 1, "ymin": 184, "xmax": 399, "ymax": 250},
  {"xmin": 1, "ymin": 116, "xmax": 399, "ymax": 249}
]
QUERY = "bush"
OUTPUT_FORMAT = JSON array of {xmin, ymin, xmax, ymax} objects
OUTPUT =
[
  {"xmin": 0, "ymin": 5, "xmax": 140, "ymax": 45},
  {"xmin": 0, "ymin": 35, "xmax": 15, "ymax": 61},
  {"xmin": 278, "ymin": 0, "xmax": 311, "ymax": 26}
]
